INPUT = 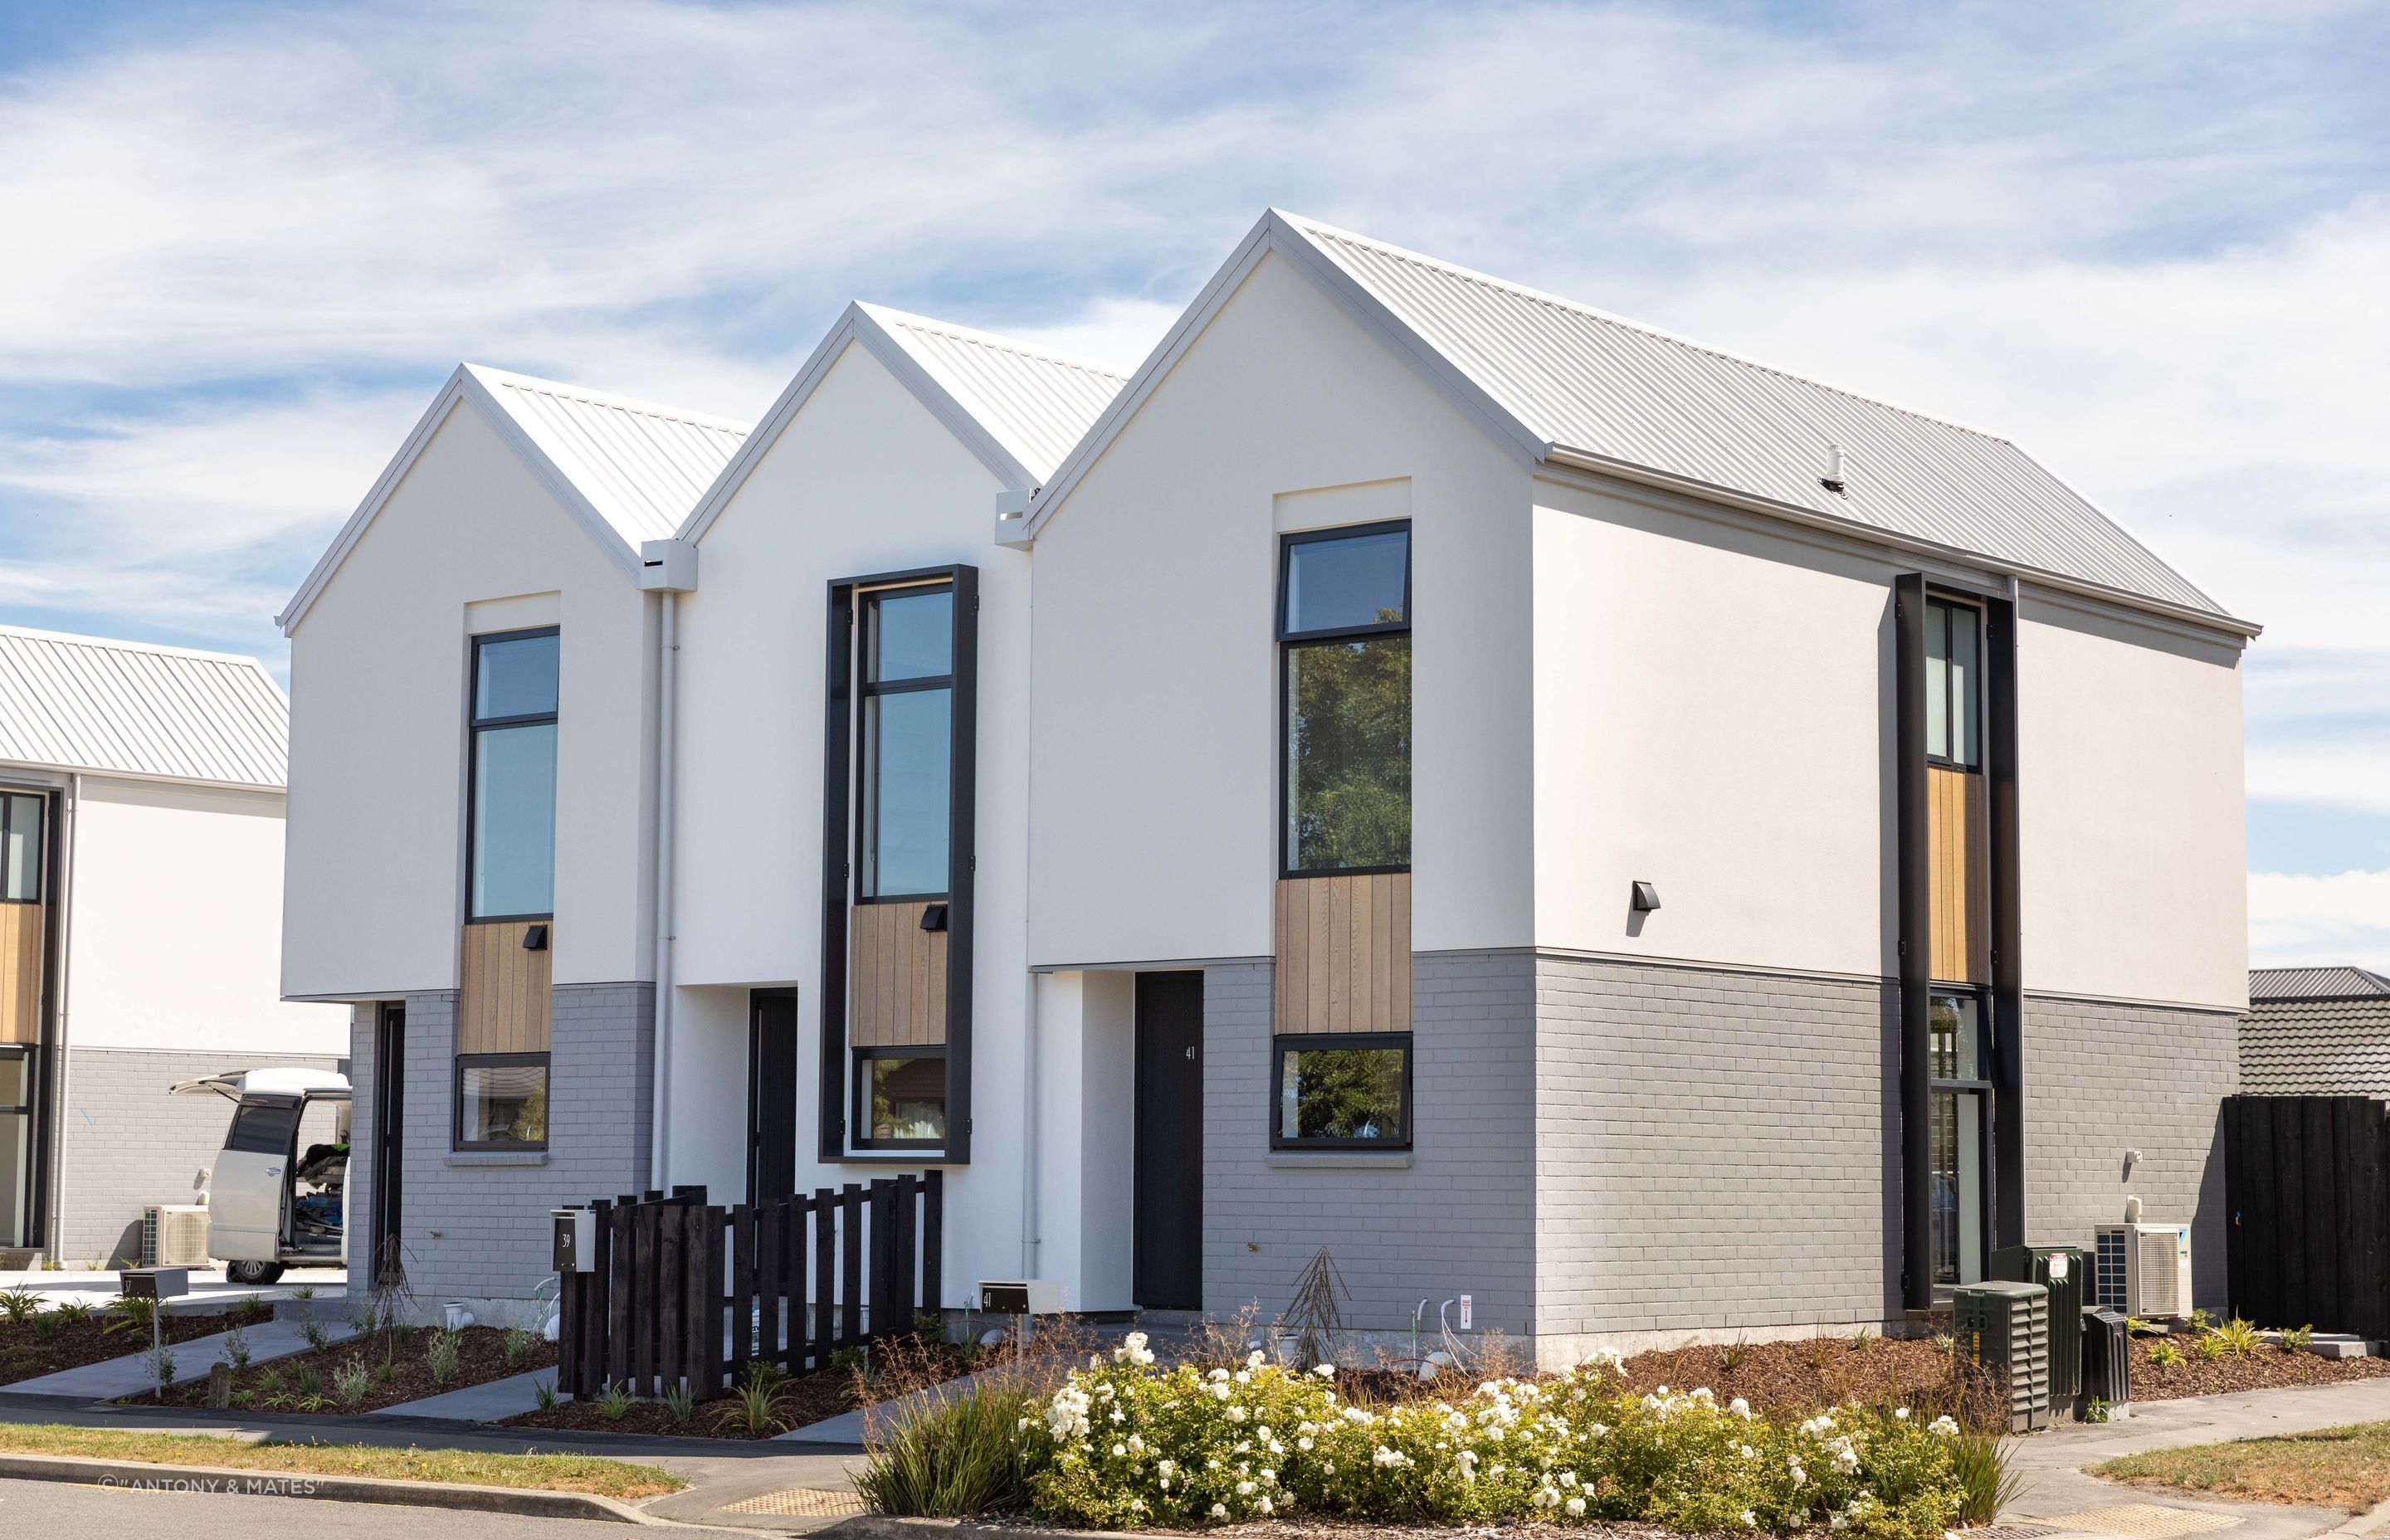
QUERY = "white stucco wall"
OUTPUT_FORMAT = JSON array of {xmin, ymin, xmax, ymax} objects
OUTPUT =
[
  {"xmin": 2017, "ymin": 596, "xmax": 2247, "ymax": 1010},
  {"xmin": 1529, "ymin": 483, "xmax": 1903, "ymax": 977},
  {"xmin": 667, "ymin": 339, "xmax": 1032, "ymax": 1297},
  {"xmin": 66, "ymin": 777, "xmax": 344, "ymax": 1055},
  {"xmin": 282, "ymin": 400, "xmax": 657, "ymax": 999},
  {"xmin": 1027, "ymin": 251, "xmax": 1535, "ymax": 966},
  {"xmin": 1030, "ymin": 969, "xmax": 1135, "ymax": 1313}
]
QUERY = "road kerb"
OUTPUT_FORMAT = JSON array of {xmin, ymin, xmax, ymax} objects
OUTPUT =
[{"xmin": 0, "ymin": 1448, "xmax": 664, "ymax": 1523}]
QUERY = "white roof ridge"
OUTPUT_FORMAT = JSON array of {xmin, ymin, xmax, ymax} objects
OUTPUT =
[
  {"xmin": 0, "ymin": 621, "xmax": 280, "ymax": 678},
  {"xmin": 1275, "ymin": 209, "xmax": 2023, "ymax": 449},
  {"xmin": 462, "ymin": 363, "xmax": 755, "ymax": 435},
  {"xmin": 855, "ymin": 302, "xmax": 1133, "ymax": 382}
]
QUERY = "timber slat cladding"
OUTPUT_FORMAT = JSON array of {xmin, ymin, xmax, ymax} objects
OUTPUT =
[
  {"xmin": 850, "ymin": 901, "xmax": 948, "ymax": 1047},
  {"xmin": 458, "ymin": 921, "xmax": 553, "ymax": 1053},
  {"xmin": 0, "ymin": 903, "xmax": 38, "ymax": 1044},
  {"xmin": 1275, "ymin": 873, "xmax": 1411, "ymax": 1033},
  {"xmin": 1928, "ymin": 767, "xmax": 1988, "ymax": 985}
]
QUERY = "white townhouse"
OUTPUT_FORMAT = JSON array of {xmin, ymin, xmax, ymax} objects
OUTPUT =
[
  {"xmin": 0, "ymin": 626, "xmax": 344, "ymax": 1267},
  {"xmin": 285, "ymin": 212, "xmax": 2251, "ymax": 1359}
]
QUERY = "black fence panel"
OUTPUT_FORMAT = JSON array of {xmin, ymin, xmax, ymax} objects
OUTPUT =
[{"xmin": 2224, "ymin": 1095, "xmax": 2390, "ymax": 1340}]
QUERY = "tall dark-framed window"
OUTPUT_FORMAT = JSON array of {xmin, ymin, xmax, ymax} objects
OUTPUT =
[
  {"xmin": 0, "ymin": 1045, "xmax": 34, "ymax": 1250},
  {"xmin": 1, "ymin": 792, "xmax": 44, "ymax": 903},
  {"xmin": 819, "ymin": 565, "xmax": 978, "ymax": 1164},
  {"xmin": 453, "ymin": 1052, "xmax": 549, "ymax": 1151},
  {"xmin": 1926, "ymin": 990, "xmax": 1991, "ymax": 1286},
  {"xmin": 1280, "ymin": 522, "xmax": 1411, "ymax": 876},
  {"xmin": 1924, "ymin": 597, "xmax": 1981, "ymax": 770},
  {"xmin": 466, "ymin": 626, "xmax": 559, "ymax": 921},
  {"xmin": 1272, "ymin": 1033, "xmax": 1412, "ymax": 1151}
]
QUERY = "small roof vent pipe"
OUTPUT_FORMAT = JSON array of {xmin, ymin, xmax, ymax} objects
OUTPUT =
[{"xmin": 1820, "ymin": 443, "xmax": 1847, "ymax": 495}]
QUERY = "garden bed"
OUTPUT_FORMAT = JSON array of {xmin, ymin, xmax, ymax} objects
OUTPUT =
[
  {"xmin": 1612, "ymin": 1335, "xmax": 1988, "ymax": 1425},
  {"xmin": 503, "ymin": 1333, "xmax": 978, "ymax": 1440},
  {"xmin": 0, "ymin": 1296, "xmax": 265, "ymax": 1386},
  {"xmin": 2130, "ymin": 1336, "xmax": 2390, "ymax": 1402},
  {"xmin": 119, "ymin": 1323, "xmax": 554, "ymax": 1415}
]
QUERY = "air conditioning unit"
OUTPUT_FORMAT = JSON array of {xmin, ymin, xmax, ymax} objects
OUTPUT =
[
  {"xmin": 144, "ymin": 1204, "xmax": 211, "ymax": 1268},
  {"xmin": 2092, "ymin": 1222, "xmax": 2192, "ymax": 1318}
]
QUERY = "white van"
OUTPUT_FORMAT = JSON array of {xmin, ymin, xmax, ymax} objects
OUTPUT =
[{"xmin": 170, "ymin": 1068, "xmax": 351, "ymax": 1284}]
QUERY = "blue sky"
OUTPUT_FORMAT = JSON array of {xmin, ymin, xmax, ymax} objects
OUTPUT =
[{"xmin": 1, "ymin": 0, "xmax": 2384, "ymax": 968}]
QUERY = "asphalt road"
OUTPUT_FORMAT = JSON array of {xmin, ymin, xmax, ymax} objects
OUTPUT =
[{"xmin": 0, "ymin": 1475, "xmax": 755, "ymax": 1537}]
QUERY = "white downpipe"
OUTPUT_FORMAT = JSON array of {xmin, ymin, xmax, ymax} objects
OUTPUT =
[
  {"xmin": 1019, "ymin": 559, "xmax": 1041, "ymax": 1281},
  {"xmin": 43, "ymin": 774, "xmax": 78, "ymax": 1263},
  {"xmin": 649, "ymin": 592, "xmax": 679, "ymax": 1192}
]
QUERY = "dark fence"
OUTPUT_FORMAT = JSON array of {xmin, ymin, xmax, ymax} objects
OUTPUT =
[
  {"xmin": 2222, "ymin": 1094, "xmax": 2390, "ymax": 1340},
  {"xmin": 558, "ymin": 1172, "xmax": 943, "ymax": 1401}
]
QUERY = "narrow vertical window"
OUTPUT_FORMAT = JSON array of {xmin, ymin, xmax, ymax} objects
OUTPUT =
[
  {"xmin": 858, "ymin": 587, "xmax": 954, "ymax": 899},
  {"xmin": 467, "ymin": 628, "xmax": 558, "ymax": 919},
  {"xmin": 1924, "ymin": 598, "xmax": 1981, "ymax": 770},
  {"xmin": 1280, "ymin": 524, "xmax": 1411, "ymax": 875},
  {"xmin": 1, "ymin": 792, "xmax": 42, "ymax": 903},
  {"xmin": 1928, "ymin": 992, "xmax": 1989, "ymax": 1285}
]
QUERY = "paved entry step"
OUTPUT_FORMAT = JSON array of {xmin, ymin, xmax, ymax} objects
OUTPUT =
[{"xmin": 724, "ymin": 1486, "xmax": 871, "ymax": 1518}]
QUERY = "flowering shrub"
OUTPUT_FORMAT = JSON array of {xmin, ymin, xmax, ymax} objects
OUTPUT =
[{"xmin": 1019, "ymin": 1334, "xmax": 1968, "ymax": 1538}]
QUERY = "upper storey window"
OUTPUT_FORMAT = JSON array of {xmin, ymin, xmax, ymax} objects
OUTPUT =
[
  {"xmin": 468, "ymin": 627, "xmax": 558, "ymax": 920},
  {"xmin": 859, "ymin": 586, "xmax": 954, "ymax": 900},
  {"xmin": 1, "ymin": 793, "xmax": 42, "ymax": 902},
  {"xmin": 1924, "ymin": 597, "xmax": 1981, "ymax": 770},
  {"xmin": 1280, "ymin": 524, "xmax": 1411, "ymax": 875}
]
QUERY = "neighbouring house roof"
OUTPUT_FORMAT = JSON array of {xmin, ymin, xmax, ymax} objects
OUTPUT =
[
  {"xmin": 0, "ymin": 626, "xmax": 290, "ymax": 790},
  {"xmin": 2241, "ymin": 967, "xmax": 2390, "ymax": 1096},
  {"xmin": 279, "ymin": 366, "xmax": 751, "ymax": 634},
  {"xmin": 680, "ymin": 301, "xmax": 1127, "ymax": 543},
  {"xmin": 1022, "ymin": 210, "xmax": 2252, "ymax": 635}
]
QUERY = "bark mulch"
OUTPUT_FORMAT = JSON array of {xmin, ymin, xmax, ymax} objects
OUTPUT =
[
  {"xmin": 0, "ymin": 1301, "xmax": 266, "ymax": 1386},
  {"xmin": 120, "ymin": 1323, "xmax": 555, "ymax": 1415},
  {"xmin": 1613, "ymin": 1335, "xmax": 1991, "ymax": 1424},
  {"xmin": 2131, "ymin": 1338, "xmax": 2390, "ymax": 1402},
  {"xmin": 502, "ymin": 1335, "xmax": 980, "ymax": 1441}
]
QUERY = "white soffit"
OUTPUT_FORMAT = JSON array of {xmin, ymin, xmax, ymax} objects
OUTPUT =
[{"xmin": 0, "ymin": 626, "xmax": 290, "ymax": 789}]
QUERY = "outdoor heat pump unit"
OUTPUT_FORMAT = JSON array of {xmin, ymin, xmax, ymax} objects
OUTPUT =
[
  {"xmin": 2092, "ymin": 1222, "xmax": 2192, "ymax": 1318},
  {"xmin": 143, "ymin": 1204, "xmax": 211, "ymax": 1268}
]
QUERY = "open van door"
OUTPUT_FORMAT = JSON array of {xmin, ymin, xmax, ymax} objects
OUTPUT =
[{"xmin": 207, "ymin": 1096, "xmax": 303, "ymax": 1262}]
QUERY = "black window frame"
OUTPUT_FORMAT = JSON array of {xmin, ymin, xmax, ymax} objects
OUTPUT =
[
  {"xmin": 1276, "ymin": 520, "xmax": 1413, "ymax": 881},
  {"xmin": 1, "ymin": 790, "xmax": 45, "ymax": 904},
  {"xmin": 451, "ymin": 1050, "xmax": 551, "ymax": 1153},
  {"xmin": 1270, "ymin": 1031, "xmax": 1415, "ymax": 1152},
  {"xmin": 854, "ymin": 583, "xmax": 957, "ymax": 906},
  {"xmin": 466, "ymin": 625, "xmax": 560, "ymax": 924},
  {"xmin": 1924, "ymin": 596, "xmax": 1983, "ymax": 772},
  {"xmin": 851, "ymin": 1044, "xmax": 950, "ymax": 1153}
]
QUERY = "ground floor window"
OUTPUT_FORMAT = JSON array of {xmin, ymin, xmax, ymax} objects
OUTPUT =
[
  {"xmin": 1272, "ymin": 1032, "xmax": 1411, "ymax": 1150},
  {"xmin": 0, "ymin": 1048, "xmax": 31, "ymax": 1249},
  {"xmin": 454, "ymin": 1053, "xmax": 549, "ymax": 1151},
  {"xmin": 854, "ymin": 1047, "xmax": 946, "ymax": 1150},
  {"xmin": 1929, "ymin": 992, "xmax": 1990, "ymax": 1286}
]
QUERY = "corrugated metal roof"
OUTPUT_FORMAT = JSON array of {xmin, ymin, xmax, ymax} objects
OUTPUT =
[
  {"xmin": 0, "ymin": 626, "xmax": 289, "ymax": 788},
  {"xmin": 2250, "ymin": 966, "xmax": 2390, "ymax": 1002},
  {"xmin": 466, "ymin": 365, "xmax": 752, "ymax": 548},
  {"xmin": 2241, "ymin": 997, "xmax": 2390, "ymax": 1095},
  {"xmin": 1277, "ymin": 213, "xmax": 2228, "ymax": 619},
  {"xmin": 857, "ymin": 305, "xmax": 1127, "ymax": 482}
]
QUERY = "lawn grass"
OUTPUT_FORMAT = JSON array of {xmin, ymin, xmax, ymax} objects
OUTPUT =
[
  {"xmin": 0, "ymin": 1422, "xmax": 685, "ymax": 1499},
  {"xmin": 2095, "ymin": 1420, "xmax": 2390, "ymax": 1513}
]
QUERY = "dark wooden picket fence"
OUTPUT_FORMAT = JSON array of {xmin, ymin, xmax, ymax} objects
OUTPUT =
[
  {"xmin": 2222, "ymin": 1094, "xmax": 2390, "ymax": 1341},
  {"xmin": 557, "ymin": 1172, "xmax": 943, "ymax": 1401}
]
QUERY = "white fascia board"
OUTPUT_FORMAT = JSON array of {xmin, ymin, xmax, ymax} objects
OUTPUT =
[
  {"xmin": 1011, "ymin": 210, "xmax": 1553, "ymax": 548},
  {"xmin": 276, "ymin": 365, "xmax": 643, "ymax": 636},
  {"xmin": 677, "ymin": 303, "xmax": 1032, "ymax": 548}
]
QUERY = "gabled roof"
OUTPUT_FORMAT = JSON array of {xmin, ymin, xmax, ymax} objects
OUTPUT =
[
  {"xmin": 679, "ymin": 301, "xmax": 1126, "ymax": 543},
  {"xmin": 2251, "ymin": 965, "xmax": 2390, "ymax": 1003},
  {"xmin": 1018, "ymin": 210, "xmax": 2254, "ymax": 635},
  {"xmin": 278, "ymin": 365, "xmax": 750, "ymax": 633},
  {"xmin": 0, "ymin": 626, "xmax": 290, "ymax": 790}
]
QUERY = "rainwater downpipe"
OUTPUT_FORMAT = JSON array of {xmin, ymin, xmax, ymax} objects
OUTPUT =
[
  {"xmin": 1018, "ymin": 546, "xmax": 1041, "ymax": 1282},
  {"xmin": 649, "ymin": 592, "xmax": 679, "ymax": 1192},
  {"xmin": 44, "ymin": 774, "xmax": 78, "ymax": 1264}
]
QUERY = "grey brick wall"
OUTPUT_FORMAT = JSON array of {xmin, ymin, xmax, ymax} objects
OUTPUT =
[
  {"xmin": 2022, "ymin": 992, "xmax": 2236, "ymax": 1307},
  {"xmin": 349, "ymin": 983, "xmax": 651, "ymax": 1317},
  {"xmin": 1533, "ymin": 956, "xmax": 1901, "ymax": 1343},
  {"xmin": 56, "ymin": 1046, "xmax": 346, "ymax": 1265},
  {"xmin": 1200, "ymin": 956, "xmax": 1538, "ymax": 1338}
]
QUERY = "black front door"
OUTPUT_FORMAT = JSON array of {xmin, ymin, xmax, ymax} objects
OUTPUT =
[
  {"xmin": 749, "ymin": 991, "xmax": 800, "ymax": 1203},
  {"xmin": 1133, "ymin": 971, "xmax": 1204, "ymax": 1310},
  {"xmin": 369, "ymin": 1001, "xmax": 404, "ymax": 1283}
]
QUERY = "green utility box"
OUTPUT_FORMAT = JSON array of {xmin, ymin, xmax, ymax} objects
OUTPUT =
[
  {"xmin": 1991, "ymin": 1244, "xmax": 2087, "ymax": 1402},
  {"xmin": 1953, "ymin": 1279, "xmax": 2052, "ymax": 1431}
]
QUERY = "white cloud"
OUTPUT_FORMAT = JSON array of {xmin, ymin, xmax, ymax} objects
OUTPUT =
[{"xmin": 2250, "ymin": 869, "xmax": 2390, "ymax": 972}]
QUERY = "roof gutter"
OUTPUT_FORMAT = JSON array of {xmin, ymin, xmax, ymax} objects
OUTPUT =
[{"xmin": 1541, "ymin": 446, "xmax": 2263, "ymax": 641}]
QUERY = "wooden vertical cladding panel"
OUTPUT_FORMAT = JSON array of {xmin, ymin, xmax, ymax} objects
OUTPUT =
[
  {"xmin": 1275, "ymin": 874, "xmax": 1412, "ymax": 1033},
  {"xmin": 0, "ymin": 904, "xmax": 41, "ymax": 1045},
  {"xmin": 848, "ymin": 901, "xmax": 949, "ymax": 1047},
  {"xmin": 457, "ymin": 921, "xmax": 553, "ymax": 1053},
  {"xmin": 1927, "ymin": 768, "xmax": 1988, "ymax": 985}
]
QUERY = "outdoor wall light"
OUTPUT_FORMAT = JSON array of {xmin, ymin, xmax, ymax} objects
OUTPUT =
[{"xmin": 1630, "ymin": 881, "xmax": 1661, "ymax": 913}]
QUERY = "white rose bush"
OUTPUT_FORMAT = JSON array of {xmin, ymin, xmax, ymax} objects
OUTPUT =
[{"xmin": 1014, "ymin": 1337, "xmax": 1972, "ymax": 1537}]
